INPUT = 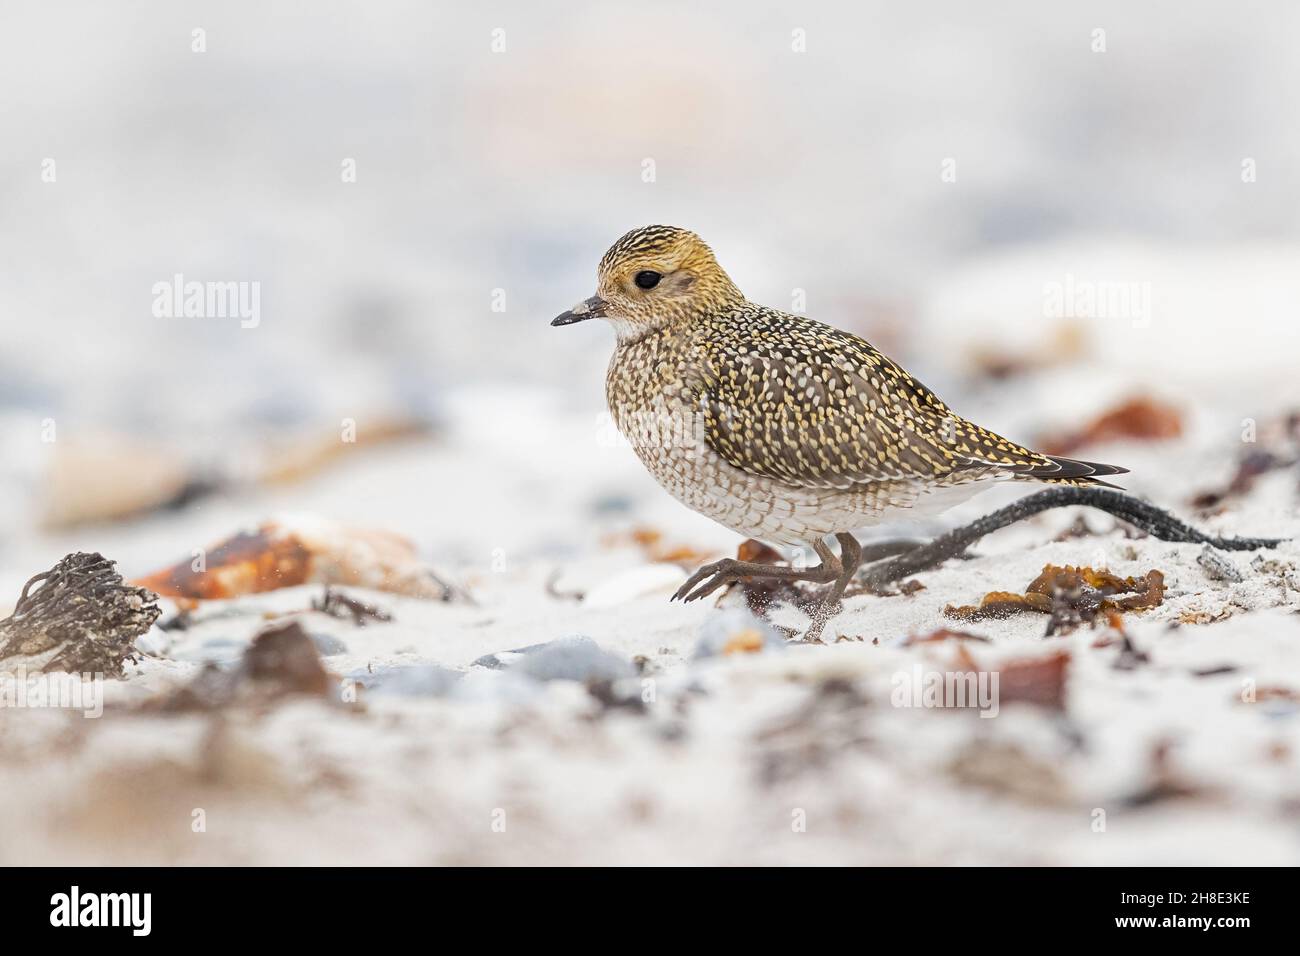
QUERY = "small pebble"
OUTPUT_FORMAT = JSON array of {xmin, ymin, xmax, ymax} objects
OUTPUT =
[
  {"xmin": 348, "ymin": 664, "xmax": 462, "ymax": 697},
  {"xmin": 1198, "ymin": 545, "xmax": 1244, "ymax": 583},
  {"xmin": 694, "ymin": 608, "xmax": 785, "ymax": 659},
  {"xmin": 476, "ymin": 635, "xmax": 635, "ymax": 682}
]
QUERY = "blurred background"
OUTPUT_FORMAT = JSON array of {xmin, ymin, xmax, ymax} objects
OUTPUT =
[{"xmin": 2, "ymin": 0, "xmax": 1298, "ymax": 592}]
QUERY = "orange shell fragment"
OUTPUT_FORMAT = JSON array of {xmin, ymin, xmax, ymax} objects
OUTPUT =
[
  {"xmin": 133, "ymin": 517, "xmax": 449, "ymax": 600},
  {"xmin": 721, "ymin": 628, "xmax": 766, "ymax": 655}
]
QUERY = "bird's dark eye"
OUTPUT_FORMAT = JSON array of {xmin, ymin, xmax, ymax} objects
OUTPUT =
[{"xmin": 634, "ymin": 270, "xmax": 662, "ymax": 290}]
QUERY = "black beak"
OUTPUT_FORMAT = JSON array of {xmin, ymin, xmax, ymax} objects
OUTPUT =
[{"xmin": 551, "ymin": 295, "xmax": 608, "ymax": 327}]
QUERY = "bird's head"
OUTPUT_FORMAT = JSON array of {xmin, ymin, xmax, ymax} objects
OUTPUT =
[{"xmin": 552, "ymin": 225, "xmax": 744, "ymax": 341}]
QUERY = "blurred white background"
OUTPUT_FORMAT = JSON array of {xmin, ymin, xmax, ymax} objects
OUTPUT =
[{"xmin": 1, "ymin": 0, "xmax": 1297, "ymax": 578}]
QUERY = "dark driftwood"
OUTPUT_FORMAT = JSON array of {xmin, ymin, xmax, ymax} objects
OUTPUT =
[
  {"xmin": 0, "ymin": 552, "xmax": 160, "ymax": 676},
  {"xmin": 857, "ymin": 488, "xmax": 1285, "ymax": 590}
]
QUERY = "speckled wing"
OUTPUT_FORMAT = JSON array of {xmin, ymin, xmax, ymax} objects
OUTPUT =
[{"xmin": 696, "ymin": 313, "xmax": 1125, "ymax": 491}]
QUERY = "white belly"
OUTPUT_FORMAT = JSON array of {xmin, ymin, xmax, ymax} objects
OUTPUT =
[{"xmin": 616, "ymin": 397, "xmax": 988, "ymax": 548}]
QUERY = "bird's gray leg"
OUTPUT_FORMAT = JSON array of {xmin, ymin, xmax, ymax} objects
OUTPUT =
[
  {"xmin": 801, "ymin": 533, "xmax": 866, "ymax": 642},
  {"xmin": 672, "ymin": 538, "xmax": 840, "ymax": 604},
  {"xmin": 827, "ymin": 533, "xmax": 865, "ymax": 607}
]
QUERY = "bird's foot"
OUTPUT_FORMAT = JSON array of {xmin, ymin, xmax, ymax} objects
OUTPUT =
[
  {"xmin": 795, "ymin": 532, "xmax": 862, "ymax": 642},
  {"xmin": 671, "ymin": 556, "xmax": 840, "ymax": 604},
  {"xmin": 671, "ymin": 559, "xmax": 745, "ymax": 603},
  {"xmin": 798, "ymin": 602, "xmax": 843, "ymax": 643}
]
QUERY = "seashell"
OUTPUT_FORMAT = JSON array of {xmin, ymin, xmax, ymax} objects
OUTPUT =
[{"xmin": 133, "ymin": 515, "xmax": 454, "ymax": 600}]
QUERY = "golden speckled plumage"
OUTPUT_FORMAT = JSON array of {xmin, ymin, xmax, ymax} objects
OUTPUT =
[{"xmin": 561, "ymin": 225, "xmax": 1128, "ymax": 553}]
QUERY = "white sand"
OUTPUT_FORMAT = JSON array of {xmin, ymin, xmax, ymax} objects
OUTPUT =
[{"xmin": 2, "ymin": 362, "xmax": 1299, "ymax": 864}]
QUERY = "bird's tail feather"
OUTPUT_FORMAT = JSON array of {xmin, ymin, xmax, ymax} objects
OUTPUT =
[{"xmin": 1015, "ymin": 455, "xmax": 1129, "ymax": 490}]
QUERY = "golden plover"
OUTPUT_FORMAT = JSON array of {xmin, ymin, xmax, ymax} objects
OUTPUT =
[{"xmin": 553, "ymin": 225, "xmax": 1127, "ymax": 637}]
